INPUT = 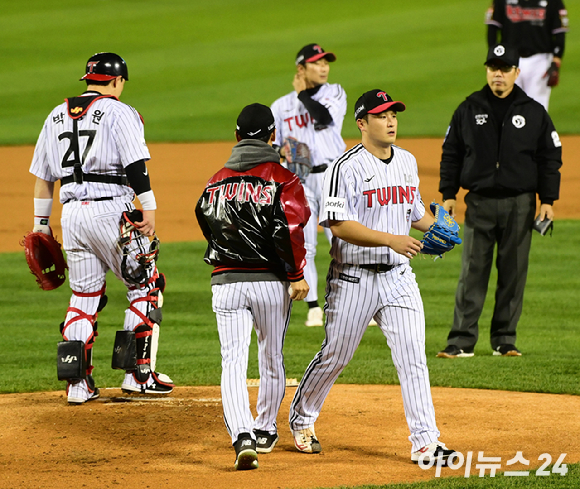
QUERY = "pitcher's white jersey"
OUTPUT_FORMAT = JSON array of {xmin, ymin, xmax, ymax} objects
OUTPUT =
[
  {"xmin": 271, "ymin": 83, "xmax": 347, "ymax": 168},
  {"xmin": 320, "ymin": 143, "xmax": 426, "ymax": 265},
  {"xmin": 29, "ymin": 93, "xmax": 150, "ymax": 203}
]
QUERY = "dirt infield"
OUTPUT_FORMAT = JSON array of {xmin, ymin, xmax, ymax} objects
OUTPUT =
[
  {"xmin": 2, "ymin": 140, "xmax": 579, "ymax": 488},
  {"xmin": 2, "ymin": 385, "xmax": 579, "ymax": 489},
  {"xmin": 2, "ymin": 137, "xmax": 579, "ymax": 252}
]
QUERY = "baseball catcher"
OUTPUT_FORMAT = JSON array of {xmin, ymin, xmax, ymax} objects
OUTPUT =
[
  {"xmin": 21, "ymin": 229, "xmax": 68, "ymax": 290},
  {"xmin": 283, "ymin": 137, "xmax": 312, "ymax": 183},
  {"xmin": 420, "ymin": 203, "xmax": 462, "ymax": 258}
]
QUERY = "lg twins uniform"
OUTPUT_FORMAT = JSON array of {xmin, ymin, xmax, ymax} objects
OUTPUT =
[
  {"xmin": 289, "ymin": 143, "xmax": 442, "ymax": 452},
  {"xmin": 271, "ymin": 84, "xmax": 347, "ymax": 303},
  {"xmin": 29, "ymin": 92, "xmax": 161, "ymax": 397}
]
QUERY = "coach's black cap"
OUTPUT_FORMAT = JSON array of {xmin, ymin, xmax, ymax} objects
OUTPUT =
[
  {"xmin": 236, "ymin": 103, "xmax": 276, "ymax": 140},
  {"xmin": 354, "ymin": 89, "xmax": 406, "ymax": 120},
  {"xmin": 485, "ymin": 44, "xmax": 519, "ymax": 67},
  {"xmin": 296, "ymin": 44, "xmax": 337, "ymax": 66}
]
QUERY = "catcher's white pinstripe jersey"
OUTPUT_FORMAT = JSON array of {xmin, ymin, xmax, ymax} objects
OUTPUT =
[
  {"xmin": 29, "ymin": 93, "xmax": 150, "ymax": 202},
  {"xmin": 321, "ymin": 143, "xmax": 426, "ymax": 266},
  {"xmin": 271, "ymin": 83, "xmax": 347, "ymax": 168}
]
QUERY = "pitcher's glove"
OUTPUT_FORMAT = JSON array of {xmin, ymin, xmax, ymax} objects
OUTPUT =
[
  {"xmin": 283, "ymin": 137, "xmax": 312, "ymax": 182},
  {"xmin": 21, "ymin": 229, "xmax": 68, "ymax": 290},
  {"xmin": 544, "ymin": 61, "xmax": 560, "ymax": 87},
  {"xmin": 420, "ymin": 203, "xmax": 462, "ymax": 258}
]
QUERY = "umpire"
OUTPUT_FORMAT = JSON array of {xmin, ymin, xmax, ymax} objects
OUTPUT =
[{"xmin": 437, "ymin": 44, "xmax": 562, "ymax": 358}]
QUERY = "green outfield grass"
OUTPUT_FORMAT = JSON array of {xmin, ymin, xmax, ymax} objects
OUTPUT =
[
  {"xmin": 2, "ymin": 222, "xmax": 579, "ymax": 395},
  {"xmin": 1, "ymin": 0, "xmax": 579, "ymax": 145}
]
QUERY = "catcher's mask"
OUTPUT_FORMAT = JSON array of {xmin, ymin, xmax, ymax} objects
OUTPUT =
[{"xmin": 117, "ymin": 210, "xmax": 160, "ymax": 286}]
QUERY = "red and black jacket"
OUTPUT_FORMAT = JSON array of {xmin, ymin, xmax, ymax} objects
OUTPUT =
[{"xmin": 195, "ymin": 139, "xmax": 310, "ymax": 284}]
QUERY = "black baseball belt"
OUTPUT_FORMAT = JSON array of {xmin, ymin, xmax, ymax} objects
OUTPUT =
[
  {"xmin": 61, "ymin": 173, "xmax": 129, "ymax": 186},
  {"xmin": 358, "ymin": 263, "xmax": 396, "ymax": 273},
  {"xmin": 310, "ymin": 164, "xmax": 328, "ymax": 174}
]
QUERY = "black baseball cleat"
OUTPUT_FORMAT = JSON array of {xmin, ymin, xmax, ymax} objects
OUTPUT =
[
  {"xmin": 436, "ymin": 345, "xmax": 474, "ymax": 358},
  {"xmin": 121, "ymin": 371, "xmax": 174, "ymax": 394},
  {"xmin": 234, "ymin": 433, "xmax": 258, "ymax": 470},
  {"xmin": 254, "ymin": 429, "xmax": 279, "ymax": 454}
]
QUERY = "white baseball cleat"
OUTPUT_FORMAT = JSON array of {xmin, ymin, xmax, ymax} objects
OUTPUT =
[
  {"xmin": 67, "ymin": 378, "xmax": 100, "ymax": 405},
  {"xmin": 121, "ymin": 371, "xmax": 174, "ymax": 394},
  {"xmin": 293, "ymin": 426, "xmax": 322, "ymax": 453},
  {"xmin": 411, "ymin": 441, "xmax": 456, "ymax": 464},
  {"xmin": 305, "ymin": 306, "xmax": 324, "ymax": 327}
]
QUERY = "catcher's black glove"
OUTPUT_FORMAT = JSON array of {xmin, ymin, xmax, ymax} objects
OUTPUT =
[
  {"xmin": 421, "ymin": 203, "xmax": 462, "ymax": 258},
  {"xmin": 544, "ymin": 61, "xmax": 560, "ymax": 87},
  {"xmin": 283, "ymin": 137, "xmax": 312, "ymax": 183}
]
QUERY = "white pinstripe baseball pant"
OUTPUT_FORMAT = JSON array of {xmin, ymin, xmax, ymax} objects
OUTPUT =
[
  {"xmin": 303, "ymin": 171, "xmax": 332, "ymax": 304},
  {"xmin": 290, "ymin": 261, "xmax": 440, "ymax": 452},
  {"xmin": 61, "ymin": 198, "xmax": 155, "ymax": 345},
  {"xmin": 212, "ymin": 280, "xmax": 292, "ymax": 444}
]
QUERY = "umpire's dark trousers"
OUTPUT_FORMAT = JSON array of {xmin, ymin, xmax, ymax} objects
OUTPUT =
[{"xmin": 447, "ymin": 192, "xmax": 536, "ymax": 350}]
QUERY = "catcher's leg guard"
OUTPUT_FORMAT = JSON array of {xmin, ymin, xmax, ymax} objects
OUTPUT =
[
  {"xmin": 121, "ymin": 272, "xmax": 173, "ymax": 394},
  {"xmin": 57, "ymin": 340, "xmax": 87, "ymax": 381},
  {"xmin": 60, "ymin": 286, "xmax": 106, "ymax": 386},
  {"xmin": 111, "ymin": 330, "xmax": 137, "ymax": 370}
]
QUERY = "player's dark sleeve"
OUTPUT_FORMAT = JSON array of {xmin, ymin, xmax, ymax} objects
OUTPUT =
[
  {"xmin": 487, "ymin": 24, "xmax": 499, "ymax": 47},
  {"xmin": 272, "ymin": 172, "xmax": 311, "ymax": 281},
  {"xmin": 549, "ymin": 0, "xmax": 567, "ymax": 57},
  {"xmin": 297, "ymin": 91, "xmax": 333, "ymax": 129},
  {"xmin": 535, "ymin": 115, "xmax": 562, "ymax": 205},
  {"xmin": 125, "ymin": 160, "xmax": 151, "ymax": 194},
  {"xmin": 439, "ymin": 110, "xmax": 466, "ymax": 201},
  {"xmin": 194, "ymin": 193, "xmax": 214, "ymax": 245},
  {"xmin": 552, "ymin": 32, "xmax": 565, "ymax": 58}
]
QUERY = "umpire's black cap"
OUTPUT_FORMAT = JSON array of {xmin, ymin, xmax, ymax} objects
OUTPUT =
[
  {"xmin": 81, "ymin": 52, "xmax": 129, "ymax": 82},
  {"xmin": 485, "ymin": 44, "xmax": 519, "ymax": 67},
  {"xmin": 354, "ymin": 89, "xmax": 406, "ymax": 120},
  {"xmin": 236, "ymin": 104, "xmax": 276, "ymax": 140},
  {"xmin": 296, "ymin": 44, "xmax": 337, "ymax": 66}
]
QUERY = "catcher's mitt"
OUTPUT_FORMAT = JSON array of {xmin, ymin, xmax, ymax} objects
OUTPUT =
[
  {"xmin": 544, "ymin": 61, "xmax": 560, "ymax": 87},
  {"xmin": 421, "ymin": 203, "xmax": 462, "ymax": 258},
  {"xmin": 283, "ymin": 137, "xmax": 312, "ymax": 182},
  {"xmin": 21, "ymin": 230, "xmax": 68, "ymax": 290}
]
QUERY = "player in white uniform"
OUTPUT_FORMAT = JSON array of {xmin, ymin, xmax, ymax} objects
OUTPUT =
[
  {"xmin": 29, "ymin": 52, "xmax": 173, "ymax": 404},
  {"xmin": 289, "ymin": 90, "xmax": 456, "ymax": 464},
  {"xmin": 271, "ymin": 43, "xmax": 347, "ymax": 327}
]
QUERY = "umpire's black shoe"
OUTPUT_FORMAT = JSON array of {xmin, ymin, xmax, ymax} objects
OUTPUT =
[
  {"xmin": 493, "ymin": 344, "xmax": 522, "ymax": 356},
  {"xmin": 436, "ymin": 345, "xmax": 474, "ymax": 358},
  {"xmin": 254, "ymin": 429, "xmax": 279, "ymax": 454},
  {"xmin": 233, "ymin": 433, "xmax": 258, "ymax": 470}
]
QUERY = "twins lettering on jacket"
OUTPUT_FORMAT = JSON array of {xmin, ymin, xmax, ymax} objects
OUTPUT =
[
  {"xmin": 363, "ymin": 186, "xmax": 417, "ymax": 207},
  {"xmin": 206, "ymin": 181, "xmax": 274, "ymax": 205}
]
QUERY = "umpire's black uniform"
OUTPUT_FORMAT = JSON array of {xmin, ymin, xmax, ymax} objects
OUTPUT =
[{"xmin": 439, "ymin": 83, "xmax": 562, "ymax": 351}]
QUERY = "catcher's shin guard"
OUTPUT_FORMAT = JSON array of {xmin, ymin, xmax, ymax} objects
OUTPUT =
[
  {"xmin": 111, "ymin": 330, "xmax": 137, "ymax": 370},
  {"xmin": 57, "ymin": 340, "xmax": 87, "ymax": 381},
  {"xmin": 59, "ymin": 287, "xmax": 106, "ymax": 382}
]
